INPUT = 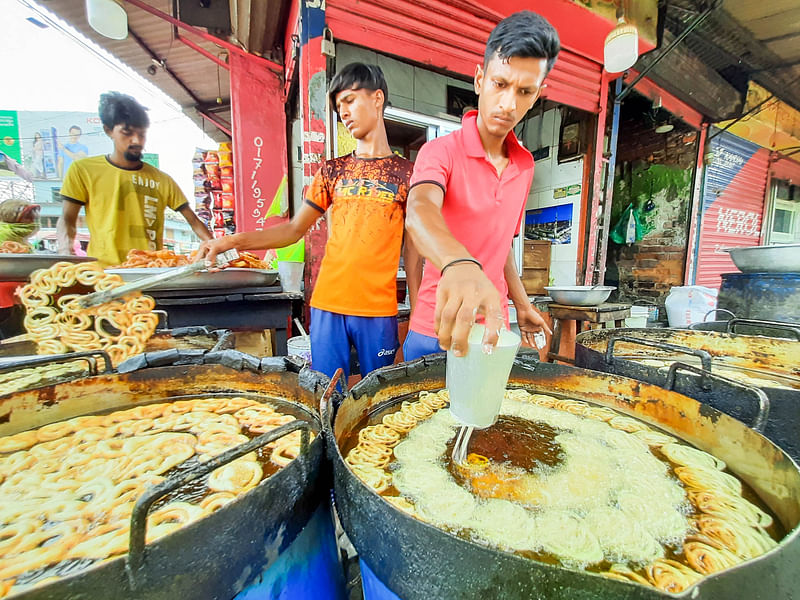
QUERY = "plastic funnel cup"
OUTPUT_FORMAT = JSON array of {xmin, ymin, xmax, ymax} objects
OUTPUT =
[
  {"xmin": 446, "ymin": 324, "xmax": 521, "ymax": 429},
  {"xmin": 278, "ymin": 261, "xmax": 304, "ymax": 293}
]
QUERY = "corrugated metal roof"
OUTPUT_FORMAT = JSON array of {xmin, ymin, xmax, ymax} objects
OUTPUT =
[
  {"xmin": 665, "ymin": 1, "xmax": 800, "ymax": 115},
  {"xmin": 27, "ymin": 0, "xmax": 290, "ymax": 142}
]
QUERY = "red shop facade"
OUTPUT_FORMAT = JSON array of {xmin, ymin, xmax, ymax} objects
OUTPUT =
[{"xmin": 306, "ymin": 0, "xmax": 656, "ymax": 287}]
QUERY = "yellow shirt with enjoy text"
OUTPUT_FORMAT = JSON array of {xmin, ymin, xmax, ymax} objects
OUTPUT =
[{"xmin": 60, "ymin": 156, "xmax": 189, "ymax": 266}]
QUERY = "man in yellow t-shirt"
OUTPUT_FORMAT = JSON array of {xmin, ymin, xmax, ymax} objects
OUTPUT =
[{"xmin": 57, "ymin": 92, "xmax": 212, "ymax": 265}]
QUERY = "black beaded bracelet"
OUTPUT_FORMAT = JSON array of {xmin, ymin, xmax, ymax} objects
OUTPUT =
[{"xmin": 441, "ymin": 257, "xmax": 483, "ymax": 274}]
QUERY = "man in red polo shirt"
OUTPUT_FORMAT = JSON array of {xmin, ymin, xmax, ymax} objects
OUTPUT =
[{"xmin": 403, "ymin": 10, "xmax": 559, "ymax": 361}]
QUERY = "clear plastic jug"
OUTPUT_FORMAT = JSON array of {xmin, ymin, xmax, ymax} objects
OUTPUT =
[{"xmin": 446, "ymin": 324, "xmax": 521, "ymax": 429}]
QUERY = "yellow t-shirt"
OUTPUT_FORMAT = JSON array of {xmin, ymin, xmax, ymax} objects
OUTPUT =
[{"xmin": 60, "ymin": 156, "xmax": 189, "ymax": 266}]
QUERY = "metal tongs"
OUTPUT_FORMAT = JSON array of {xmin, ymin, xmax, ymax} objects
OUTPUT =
[{"xmin": 77, "ymin": 249, "xmax": 240, "ymax": 309}]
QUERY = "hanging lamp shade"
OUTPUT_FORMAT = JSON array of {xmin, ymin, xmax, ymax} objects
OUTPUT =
[
  {"xmin": 604, "ymin": 17, "xmax": 639, "ymax": 73},
  {"xmin": 86, "ymin": 0, "xmax": 128, "ymax": 40}
]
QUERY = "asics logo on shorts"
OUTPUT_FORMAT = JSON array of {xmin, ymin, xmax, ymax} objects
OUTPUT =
[{"xmin": 377, "ymin": 348, "xmax": 396, "ymax": 357}]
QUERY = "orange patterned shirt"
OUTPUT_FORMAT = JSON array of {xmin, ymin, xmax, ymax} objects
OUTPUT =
[{"xmin": 306, "ymin": 153, "xmax": 412, "ymax": 317}]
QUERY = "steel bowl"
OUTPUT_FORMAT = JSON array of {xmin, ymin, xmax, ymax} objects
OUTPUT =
[
  {"xmin": 725, "ymin": 244, "xmax": 800, "ymax": 273},
  {"xmin": 544, "ymin": 285, "xmax": 616, "ymax": 306}
]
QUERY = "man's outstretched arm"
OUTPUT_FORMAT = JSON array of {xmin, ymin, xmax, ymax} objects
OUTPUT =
[{"xmin": 406, "ymin": 183, "xmax": 504, "ymax": 356}]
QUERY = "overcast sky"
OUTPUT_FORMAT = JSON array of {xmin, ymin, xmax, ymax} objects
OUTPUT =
[{"xmin": 3, "ymin": 0, "xmax": 217, "ymax": 199}]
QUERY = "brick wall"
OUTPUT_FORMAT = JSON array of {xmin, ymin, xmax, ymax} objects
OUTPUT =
[{"xmin": 605, "ymin": 105, "xmax": 698, "ymax": 311}]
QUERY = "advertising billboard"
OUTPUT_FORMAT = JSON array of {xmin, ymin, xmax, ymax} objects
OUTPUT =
[{"xmin": 14, "ymin": 111, "xmax": 107, "ymax": 182}]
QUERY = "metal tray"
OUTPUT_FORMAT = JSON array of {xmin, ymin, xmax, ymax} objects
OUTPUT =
[
  {"xmin": 0, "ymin": 254, "xmax": 97, "ymax": 281},
  {"xmin": 105, "ymin": 267, "xmax": 279, "ymax": 290}
]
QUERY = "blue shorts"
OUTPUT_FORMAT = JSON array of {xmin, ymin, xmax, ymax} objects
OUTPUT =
[
  {"xmin": 401, "ymin": 330, "xmax": 443, "ymax": 362},
  {"xmin": 310, "ymin": 308, "xmax": 398, "ymax": 381}
]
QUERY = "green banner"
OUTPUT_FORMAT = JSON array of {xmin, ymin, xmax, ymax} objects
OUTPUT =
[
  {"xmin": 0, "ymin": 110, "xmax": 22, "ymax": 163},
  {"xmin": 142, "ymin": 153, "xmax": 159, "ymax": 168},
  {"xmin": 276, "ymin": 239, "xmax": 305, "ymax": 262}
]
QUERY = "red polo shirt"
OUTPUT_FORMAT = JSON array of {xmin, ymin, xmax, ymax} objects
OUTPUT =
[{"xmin": 409, "ymin": 110, "xmax": 534, "ymax": 338}]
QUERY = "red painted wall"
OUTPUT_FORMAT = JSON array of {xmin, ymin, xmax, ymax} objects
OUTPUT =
[
  {"xmin": 326, "ymin": 0, "xmax": 605, "ymax": 113},
  {"xmin": 477, "ymin": 0, "xmax": 655, "ymax": 61}
]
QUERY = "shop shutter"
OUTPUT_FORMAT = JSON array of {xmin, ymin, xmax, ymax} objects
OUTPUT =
[
  {"xmin": 326, "ymin": 0, "xmax": 603, "ymax": 113},
  {"xmin": 695, "ymin": 131, "xmax": 770, "ymax": 289}
]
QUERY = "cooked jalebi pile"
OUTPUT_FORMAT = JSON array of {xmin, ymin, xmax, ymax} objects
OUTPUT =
[
  {"xmin": 227, "ymin": 251, "xmax": 269, "ymax": 269},
  {"xmin": 18, "ymin": 261, "xmax": 158, "ymax": 365},
  {"xmin": 0, "ymin": 362, "xmax": 87, "ymax": 396},
  {"xmin": 0, "ymin": 396, "xmax": 311, "ymax": 597},
  {"xmin": 115, "ymin": 248, "xmax": 269, "ymax": 270},
  {"xmin": 0, "ymin": 241, "xmax": 31, "ymax": 254},
  {"xmin": 346, "ymin": 389, "xmax": 780, "ymax": 594},
  {"xmin": 115, "ymin": 248, "xmax": 191, "ymax": 268}
]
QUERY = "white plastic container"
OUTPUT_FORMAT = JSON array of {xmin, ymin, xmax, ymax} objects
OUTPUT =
[
  {"xmin": 625, "ymin": 305, "xmax": 650, "ymax": 328},
  {"xmin": 665, "ymin": 285, "xmax": 718, "ymax": 328},
  {"xmin": 287, "ymin": 335, "xmax": 311, "ymax": 364},
  {"xmin": 278, "ymin": 261, "xmax": 304, "ymax": 293},
  {"xmin": 446, "ymin": 324, "xmax": 521, "ymax": 429}
]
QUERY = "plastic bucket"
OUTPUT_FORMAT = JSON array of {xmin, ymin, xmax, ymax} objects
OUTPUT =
[
  {"xmin": 625, "ymin": 305, "xmax": 650, "ymax": 328},
  {"xmin": 287, "ymin": 335, "xmax": 311, "ymax": 364},
  {"xmin": 446, "ymin": 324, "xmax": 521, "ymax": 429},
  {"xmin": 278, "ymin": 261, "xmax": 304, "ymax": 293}
]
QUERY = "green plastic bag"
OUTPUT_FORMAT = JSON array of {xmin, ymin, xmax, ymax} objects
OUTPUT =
[{"xmin": 609, "ymin": 204, "xmax": 643, "ymax": 246}]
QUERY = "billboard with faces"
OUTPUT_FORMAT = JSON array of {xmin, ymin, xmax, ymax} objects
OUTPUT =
[{"xmin": 16, "ymin": 111, "xmax": 107, "ymax": 182}]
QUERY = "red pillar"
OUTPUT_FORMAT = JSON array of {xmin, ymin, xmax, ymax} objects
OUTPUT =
[
  {"xmin": 229, "ymin": 52, "xmax": 289, "ymax": 237},
  {"xmin": 299, "ymin": 0, "xmax": 329, "ymax": 304}
]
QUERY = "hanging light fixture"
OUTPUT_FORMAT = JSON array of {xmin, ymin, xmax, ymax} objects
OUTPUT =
[
  {"xmin": 86, "ymin": 0, "xmax": 128, "ymax": 40},
  {"xmin": 604, "ymin": 3, "xmax": 639, "ymax": 73}
]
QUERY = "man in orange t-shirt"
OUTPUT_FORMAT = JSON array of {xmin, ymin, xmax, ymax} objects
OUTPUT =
[{"xmin": 198, "ymin": 63, "xmax": 418, "ymax": 380}]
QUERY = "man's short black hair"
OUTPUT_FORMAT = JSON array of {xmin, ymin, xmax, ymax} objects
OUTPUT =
[
  {"xmin": 328, "ymin": 63, "xmax": 389, "ymax": 114},
  {"xmin": 484, "ymin": 11, "xmax": 560, "ymax": 74},
  {"xmin": 69, "ymin": 125, "xmax": 82, "ymax": 134},
  {"xmin": 99, "ymin": 92, "xmax": 150, "ymax": 130}
]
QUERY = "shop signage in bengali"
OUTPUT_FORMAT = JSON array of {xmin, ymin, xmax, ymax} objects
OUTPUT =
[
  {"xmin": 712, "ymin": 148, "xmax": 745, "ymax": 170},
  {"xmin": 715, "ymin": 207, "xmax": 761, "ymax": 237}
]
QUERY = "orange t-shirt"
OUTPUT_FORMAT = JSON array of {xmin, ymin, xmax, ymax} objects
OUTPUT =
[{"xmin": 306, "ymin": 153, "xmax": 412, "ymax": 317}]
